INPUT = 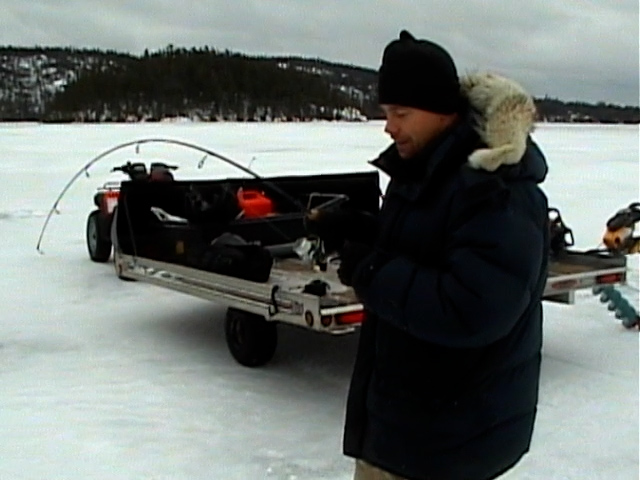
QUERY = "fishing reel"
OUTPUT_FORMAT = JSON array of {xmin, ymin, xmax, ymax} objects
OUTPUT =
[
  {"xmin": 293, "ymin": 236, "xmax": 330, "ymax": 271},
  {"xmin": 300, "ymin": 192, "xmax": 351, "ymax": 270}
]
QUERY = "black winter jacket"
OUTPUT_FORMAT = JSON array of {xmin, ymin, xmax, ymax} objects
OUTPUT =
[{"xmin": 342, "ymin": 73, "xmax": 550, "ymax": 480}]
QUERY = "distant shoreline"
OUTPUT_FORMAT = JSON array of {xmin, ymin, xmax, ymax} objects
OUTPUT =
[{"xmin": 1, "ymin": 119, "xmax": 637, "ymax": 126}]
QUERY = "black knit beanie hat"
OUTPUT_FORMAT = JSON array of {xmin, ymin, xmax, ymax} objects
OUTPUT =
[{"xmin": 378, "ymin": 30, "xmax": 461, "ymax": 114}]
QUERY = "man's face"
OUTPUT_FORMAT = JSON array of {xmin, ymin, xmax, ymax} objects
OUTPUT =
[{"xmin": 381, "ymin": 105, "xmax": 452, "ymax": 159}]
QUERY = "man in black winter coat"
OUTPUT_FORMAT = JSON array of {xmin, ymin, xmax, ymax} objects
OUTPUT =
[{"xmin": 312, "ymin": 31, "xmax": 550, "ymax": 480}]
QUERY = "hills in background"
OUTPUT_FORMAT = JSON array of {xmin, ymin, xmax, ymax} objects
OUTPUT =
[{"xmin": 1, "ymin": 45, "xmax": 638, "ymax": 123}]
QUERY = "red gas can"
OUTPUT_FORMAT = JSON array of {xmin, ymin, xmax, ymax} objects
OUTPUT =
[{"xmin": 237, "ymin": 188, "xmax": 275, "ymax": 218}]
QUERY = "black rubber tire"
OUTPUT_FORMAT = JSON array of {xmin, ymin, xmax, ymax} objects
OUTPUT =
[
  {"xmin": 224, "ymin": 308, "xmax": 277, "ymax": 367},
  {"xmin": 87, "ymin": 210, "xmax": 112, "ymax": 262}
]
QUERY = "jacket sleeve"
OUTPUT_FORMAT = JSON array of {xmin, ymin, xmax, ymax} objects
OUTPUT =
[{"xmin": 351, "ymin": 184, "xmax": 547, "ymax": 348}]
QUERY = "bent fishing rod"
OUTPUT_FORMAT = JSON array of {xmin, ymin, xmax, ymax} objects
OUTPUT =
[{"xmin": 36, "ymin": 137, "xmax": 317, "ymax": 254}]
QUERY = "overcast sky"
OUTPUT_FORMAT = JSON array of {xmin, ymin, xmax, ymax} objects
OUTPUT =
[{"xmin": 1, "ymin": 0, "xmax": 638, "ymax": 106}]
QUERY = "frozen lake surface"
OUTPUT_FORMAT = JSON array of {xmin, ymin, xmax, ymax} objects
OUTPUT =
[{"xmin": 0, "ymin": 121, "xmax": 638, "ymax": 479}]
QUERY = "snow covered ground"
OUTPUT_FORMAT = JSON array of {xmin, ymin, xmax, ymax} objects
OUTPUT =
[{"xmin": 0, "ymin": 121, "xmax": 638, "ymax": 479}]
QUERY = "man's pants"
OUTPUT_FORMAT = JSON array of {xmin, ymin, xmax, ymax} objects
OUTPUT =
[{"xmin": 354, "ymin": 459, "xmax": 408, "ymax": 480}]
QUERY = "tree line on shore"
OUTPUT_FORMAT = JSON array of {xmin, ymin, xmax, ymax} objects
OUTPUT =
[{"xmin": 0, "ymin": 45, "xmax": 637, "ymax": 123}]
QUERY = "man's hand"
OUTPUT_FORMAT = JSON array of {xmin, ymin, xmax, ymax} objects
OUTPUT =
[{"xmin": 305, "ymin": 207, "xmax": 377, "ymax": 253}]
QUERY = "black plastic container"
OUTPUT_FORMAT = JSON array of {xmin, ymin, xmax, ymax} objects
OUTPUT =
[{"xmin": 115, "ymin": 170, "xmax": 381, "ymax": 268}]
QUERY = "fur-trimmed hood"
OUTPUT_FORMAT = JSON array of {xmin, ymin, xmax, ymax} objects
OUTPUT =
[
  {"xmin": 460, "ymin": 72, "xmax": 537, "ymax": 172},
  {"xmin": 371, "ymin": 72, "xmax": 545, "ymax": 186}
]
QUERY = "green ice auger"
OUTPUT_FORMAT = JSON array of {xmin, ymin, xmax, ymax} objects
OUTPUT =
[{"xmin": 592, "ymin": 285, "xmax": 639, "ymax": 329}]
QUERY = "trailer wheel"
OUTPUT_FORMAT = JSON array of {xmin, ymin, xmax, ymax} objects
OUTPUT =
[
  {"xmin": 225, "ymin": 308, "xmax": 277, "ymax": 367},
  {"xmin": 87, "ymin": 210, "xmax": 112, "ymax": 262}
]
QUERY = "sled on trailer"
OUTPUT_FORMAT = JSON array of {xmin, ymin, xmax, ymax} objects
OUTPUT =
[{"xmin": 35, "ymin": 139, "xmax": 632, "ymax": 367}]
